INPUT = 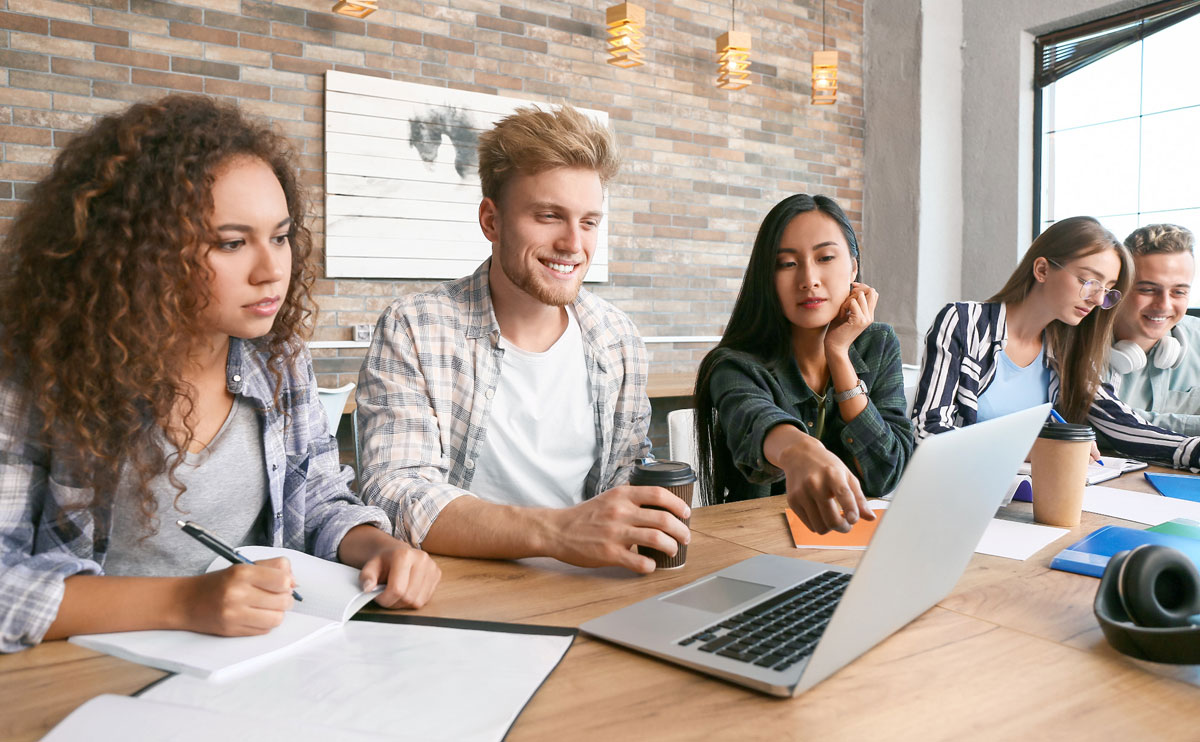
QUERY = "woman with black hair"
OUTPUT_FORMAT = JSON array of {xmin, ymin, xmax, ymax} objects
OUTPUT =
[{"xmin": 694, "ymin": 194, "xmax": 914, "ymax": 535}]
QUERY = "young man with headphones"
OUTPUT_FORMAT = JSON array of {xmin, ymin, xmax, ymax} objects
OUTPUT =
[{"xmin": 1109, "ymin": 224, "xmax": 1200, "ymax": 435}]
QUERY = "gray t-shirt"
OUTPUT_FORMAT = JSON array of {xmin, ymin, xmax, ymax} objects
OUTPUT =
[{"xmin": 103, "ymin": 397, "xmax": 269, "ymax": 577}]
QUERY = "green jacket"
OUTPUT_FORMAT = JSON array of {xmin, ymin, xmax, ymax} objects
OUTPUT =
[{"xmin": 707, "ymin": 322, "xmax": 915, "ymax": 501}]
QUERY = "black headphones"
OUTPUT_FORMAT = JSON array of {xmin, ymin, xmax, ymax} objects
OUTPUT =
[{"xmin": 1093, "ymin": 544, "xmax": 1200, "ymax": 664}]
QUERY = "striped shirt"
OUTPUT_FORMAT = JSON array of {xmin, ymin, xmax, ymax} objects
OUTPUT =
[
  {"xmin": 912, "ymin": 301, "xmax": 1200, "ymax": 470},
  {"xmin": 0, "ymin": 339, "xmax": 390, "ymax": 653},
  {"xmin": 356, "ymin": 259, "xmax": 652, "ymax": 547}
]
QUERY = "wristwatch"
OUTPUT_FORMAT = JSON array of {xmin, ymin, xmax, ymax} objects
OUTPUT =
[{"xmin": 834, "ymin": 379, "xmax": 868, "ymax": 403}]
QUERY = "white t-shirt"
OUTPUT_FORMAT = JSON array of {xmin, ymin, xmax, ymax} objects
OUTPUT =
[{"xmin": 470, "ymin": 307, "xmax": 600, "ymax": 509}]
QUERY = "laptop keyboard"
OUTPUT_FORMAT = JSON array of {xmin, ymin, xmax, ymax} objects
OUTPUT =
[{"xmin": 676, "ymin": 571, "xmax": 851, "ymax": 672}]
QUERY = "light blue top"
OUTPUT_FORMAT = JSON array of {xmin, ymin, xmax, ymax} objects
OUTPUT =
[
  {"xmin": 1109, "ymin": 314, "xmax": 1200, "ymax": 435},
  {"xmin": 976, "ymin": 344, "xmax": 1052, "ymax": 422}
]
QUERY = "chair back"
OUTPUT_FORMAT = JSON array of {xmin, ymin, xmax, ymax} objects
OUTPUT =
[
  {"xmin": 316, "ymin": 382, "xmax": 355, "ymax": 437},
  {"xmin": 667, "ymin": 408, "xmax": 698, "ymax": 472}
]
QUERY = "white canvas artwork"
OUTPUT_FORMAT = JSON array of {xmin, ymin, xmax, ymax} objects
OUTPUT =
[{"xmin": 323, "ymin": 71, "xmax": 610, "ymax": 280}]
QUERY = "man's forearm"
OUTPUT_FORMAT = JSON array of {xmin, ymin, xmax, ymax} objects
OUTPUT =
[{"xmin": 419, "ymin": 495, "xmax": 561, "ymax": 560}]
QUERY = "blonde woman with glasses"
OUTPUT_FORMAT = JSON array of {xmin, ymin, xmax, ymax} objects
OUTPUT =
[{"xmin": 911, "ymin": 216, "xmax": 1200, "ymax": 471}]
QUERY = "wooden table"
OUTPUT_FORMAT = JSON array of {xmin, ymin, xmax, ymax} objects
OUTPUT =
[{"xmin": 4, "ymin": 472, "xmax": 1200, "ymax": 741}]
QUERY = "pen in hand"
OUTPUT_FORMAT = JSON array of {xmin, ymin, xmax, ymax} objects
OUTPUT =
[
  {"xmin": 177, "ymin": 520, "xmax": 303, "ymax": 602},
  {"xmin": 1048, "ymin": 409, "xmax": 1103, "ymax": 465}
]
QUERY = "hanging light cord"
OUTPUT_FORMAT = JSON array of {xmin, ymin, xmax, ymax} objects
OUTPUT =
[{"xmin": 821, "ymin": 0, "xmax": 826, "ymax": 50}]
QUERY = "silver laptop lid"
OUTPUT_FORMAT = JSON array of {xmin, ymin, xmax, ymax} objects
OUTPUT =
[{"xmin": 794, "ymin": 403, "xmax": 1051, "ymax": 693}]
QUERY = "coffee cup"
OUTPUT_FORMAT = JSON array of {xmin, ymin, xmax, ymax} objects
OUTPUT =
[
  {"xmin": 630, "ymin": 459, "xmax": 695, "ymax": 569},
  {"xmin": 1030, "ymin": 421, "xmax": 1096, "ymax": 527}
]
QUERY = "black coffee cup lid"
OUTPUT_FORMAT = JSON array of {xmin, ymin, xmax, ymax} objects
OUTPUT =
[
  {"xmin": 1038, "ymin": 422, "xmax": 1097, "ymax": 442},
  {"xmin": 630, "ymin": 459, "xmax": 696, "ymax": 486}
]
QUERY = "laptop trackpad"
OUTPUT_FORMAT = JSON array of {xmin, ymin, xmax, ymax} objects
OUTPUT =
[{"xmin": 661, "ymin": 576, "xmax": 774, "ymax": 613}]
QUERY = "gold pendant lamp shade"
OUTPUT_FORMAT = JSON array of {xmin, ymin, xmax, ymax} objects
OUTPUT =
[
  {"xmin": 716, "ymin": 30, "xmax": 751, "ymax": 90},
  {"xmin": 811, "ymin": 49, "xmax": 838, "ymax": 104},
  {"xmin": 606, "ymin": 3, "xmax": 646, "ymax": 69},
  {"xmin": 332, "ymin": 0, "xmax": 377, "ymax": 18}
]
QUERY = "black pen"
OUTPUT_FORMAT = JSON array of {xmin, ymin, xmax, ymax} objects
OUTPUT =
[{"xmin": 177, "ymin": 520, "xmax": 303, "ymax": 602}]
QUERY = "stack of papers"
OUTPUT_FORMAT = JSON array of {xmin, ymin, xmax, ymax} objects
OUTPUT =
[{"xmin": 49, "ymin": 616, "xmax": 576, "ymax": 742}]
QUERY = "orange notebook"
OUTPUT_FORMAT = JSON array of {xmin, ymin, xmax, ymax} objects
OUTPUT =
[{"xmin": 784, "ymin": 503, "xmax": 887, "ymax": 550}]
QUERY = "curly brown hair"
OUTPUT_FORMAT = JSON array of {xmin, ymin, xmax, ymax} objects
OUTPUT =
[{"xmin": 0, "ymin": 94, "xmax": 314, "ymax": 522}]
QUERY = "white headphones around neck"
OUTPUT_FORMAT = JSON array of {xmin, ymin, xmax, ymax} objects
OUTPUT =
[{"xmin": 1110, "ymin": 326, "xmax": 1188, "ymax": 375}]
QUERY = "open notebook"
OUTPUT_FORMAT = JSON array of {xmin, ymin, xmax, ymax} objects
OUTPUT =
[
  {"xmin": 70, "ymin": 546, "xmax": 382, "ymax": 681},
  {"xmin": 1016, "ymin": 456, "xmax": 1147, "ymax": 486}
]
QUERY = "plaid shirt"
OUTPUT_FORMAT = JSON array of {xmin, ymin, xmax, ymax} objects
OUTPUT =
[
  {"xmin": 0, "ymin": 339, "xmax": 388, "ymax": 653},
  {"xmin": 357, "ymin": 260, "xmax": 652, "ymax": 546},
  {"xmin": 707, "ymin": 323, "xmax": 914, "ymax": 499}
]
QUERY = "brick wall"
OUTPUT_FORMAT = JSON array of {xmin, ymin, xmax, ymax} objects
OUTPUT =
[{"xmin": 0, "ymin": 0, "xmax": 864, "ymax": 453}]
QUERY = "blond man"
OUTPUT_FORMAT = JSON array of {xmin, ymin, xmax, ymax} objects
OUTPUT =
[
  {"xmin": 1109, "ymin": 224, "xmax": 1200, "ymax": 435},
  {"xmin": 357, "ymin": 105, "xmax": 688, "ymax": 573}
]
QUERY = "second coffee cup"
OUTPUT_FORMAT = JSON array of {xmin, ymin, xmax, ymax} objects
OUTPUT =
[
  {"xmin": 1030, "ymin": 421, "xmax": 1095, "ymax": 527},
  {"xmin": 630, "ymin": 460, "xmax": 695, "ymax": 569}
]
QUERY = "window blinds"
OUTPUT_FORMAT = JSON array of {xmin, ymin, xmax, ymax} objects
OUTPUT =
[{"xmin": 1035, "ymin": 0, "xmax": 1200, "ymax": 87}]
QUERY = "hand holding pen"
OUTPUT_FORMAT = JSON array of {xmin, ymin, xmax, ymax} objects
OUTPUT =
[
  {"xmin": 1048, "ymin": 409, "xmax": 1103, "ymax": 464},
  {"xmin": 178, "ymin": 520, "xmax": 303, "ymax": 601}
]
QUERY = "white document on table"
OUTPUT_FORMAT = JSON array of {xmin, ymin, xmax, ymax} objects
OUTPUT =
[
  {"xmin": 41, "ymin": 694, "xmax": 377, "ymax": 742},
  {"xmin": 974, "ymin": 518, "xmax": 1070, "ymax": 560},
  {"xmin": 1082, "ymin": 485, "xmax": 1200, "ymax": 525},
  {"xmin": 47, "ymin": 617, "xmax": 576, "ymax": 742}
]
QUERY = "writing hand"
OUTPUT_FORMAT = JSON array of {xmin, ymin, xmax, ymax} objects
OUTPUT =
[{"xmin": 183, "ymin": 556, "xmax": 295, "ymax": 636}]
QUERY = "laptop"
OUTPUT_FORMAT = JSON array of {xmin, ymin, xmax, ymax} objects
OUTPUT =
[{"xmin": 581, "ymin": 403, "xmax": 1050, "ymax": 697}]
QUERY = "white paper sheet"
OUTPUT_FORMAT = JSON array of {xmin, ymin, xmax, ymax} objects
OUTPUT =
[
  {"xmin": 1082, "ymin": 485, "xmax": 1200, "ymax": 525},
  {"xmin": 41, "ymin": 694, "xmax": 377, "ymax": 742},
  {"xmin": 141, "ymin": 619, "xmax": 574, "ymax": 742},
  {"xmin": 974, "ymin": 518, "xmax": 1070, "ymax": 560},
  {"xmin": 47, "ymin": 620, "xmax": 574, "ymax": 742}
]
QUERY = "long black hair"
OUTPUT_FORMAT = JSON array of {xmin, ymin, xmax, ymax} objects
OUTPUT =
[{"xmin": 693, "ymin": 194, "xmax": 859, "ymax": 505}]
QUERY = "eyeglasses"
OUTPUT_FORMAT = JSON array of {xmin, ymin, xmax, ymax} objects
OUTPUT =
[{"xmin": 1046, "ymin": 258, "xmax": 1122, "ymax": 310}]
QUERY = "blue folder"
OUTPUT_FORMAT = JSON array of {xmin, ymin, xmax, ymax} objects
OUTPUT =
[
  {"xmin": 1144, "ymin": 471, "xmax": 1200, "ymax": 503},
  {"xmin": 1049, "ymin": 524, "xmax": 1200, "ymax": 578}
]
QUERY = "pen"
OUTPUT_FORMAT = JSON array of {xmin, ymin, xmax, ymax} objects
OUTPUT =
[
  {"xmin": 177, "ymin": 520, "xmax": 303, "ymax": 602},
  {"xmin": 1048, "ymin": 409, "xmax": 1103, "ymax": 465}
]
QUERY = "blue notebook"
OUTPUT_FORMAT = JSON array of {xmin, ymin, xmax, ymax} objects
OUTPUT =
[
  {"xmin": 1144, "ymin": 471, "xmax": 1200, "ymax": 503},
  {"xmin": 1049, "ymin": 524, "xmax": 1200, "ymax": 578}
]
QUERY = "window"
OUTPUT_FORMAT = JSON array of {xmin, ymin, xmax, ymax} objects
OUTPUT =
[{"xmin": 1036, "ymin": 1, "xmax": 1200, "ymax": 302}]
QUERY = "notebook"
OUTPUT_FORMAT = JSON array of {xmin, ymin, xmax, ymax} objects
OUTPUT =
[
  {"xmin": 1015, "ymin": 456, "xmax": 1147, "ymax": 490},
  {"xmin": 1049, "ymin": 524, "xmax": 1200, "ymax": 578},
  {"xmin": 785, "ymin": 502, "xmax": 887, "ymax": 549},
  {"xmin": 1147, "ymin": 518, "xmax": 1200, "ymax": 540},
  {"xmin": 581, "ymin": 404, "xmax": 1050, "ymax": 697},
  {"xmin": 1144, "ymin": 471, "xmax": 1200, "ymax": 503},
  {"xmin": 70, "ymin": 546, "xmax": 383, "ymax": 681}
]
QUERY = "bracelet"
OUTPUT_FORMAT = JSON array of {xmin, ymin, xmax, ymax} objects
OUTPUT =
[{"xmin": 834, "ymin": 379, "xmax": 868, "ymax": 403}]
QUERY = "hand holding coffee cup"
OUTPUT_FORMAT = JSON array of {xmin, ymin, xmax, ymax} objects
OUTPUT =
[{"xmin": 629, "ymin": 460, "xmax": 696, "ymax": 569}]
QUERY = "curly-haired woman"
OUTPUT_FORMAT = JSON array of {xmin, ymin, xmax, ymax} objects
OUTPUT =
[{"xmin": 0, "ymin": 95, "xmax": 440, "ymax": 652}]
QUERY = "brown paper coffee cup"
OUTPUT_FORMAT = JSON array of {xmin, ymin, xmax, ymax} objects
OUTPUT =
[
  {"xmin": 630, "ymin": 460, "xmax": 695, "ymax": 570},
  {"xmin": 1030, "ymin": 422, "xmax": 1094, "ymax": 527}
]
